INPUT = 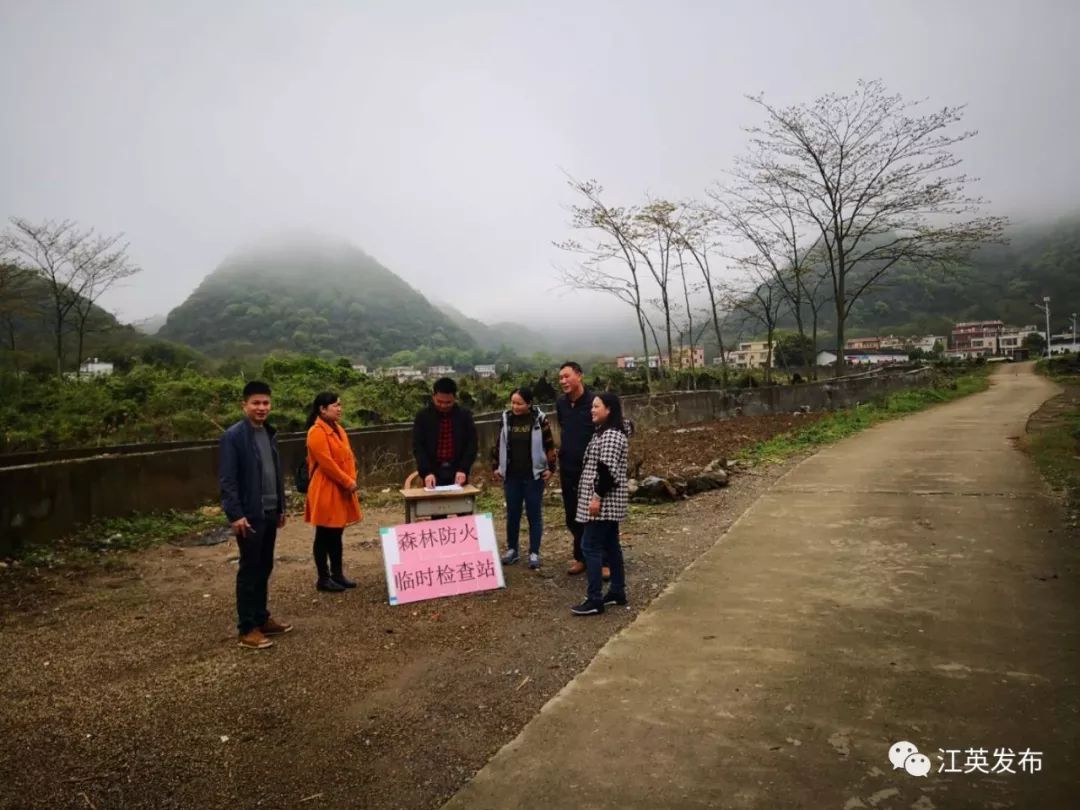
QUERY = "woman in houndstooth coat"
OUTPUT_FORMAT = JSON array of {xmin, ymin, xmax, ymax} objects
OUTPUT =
[{"xmin": 571, "ymin": 392, "xmax": 630, "ymax": 615}]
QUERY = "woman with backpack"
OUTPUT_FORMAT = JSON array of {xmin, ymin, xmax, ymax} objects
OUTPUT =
[
  {"xmin": 491, "ymin": 387, "xmax": 557, "ymax": 570},
  {"xmin": 304, "ymin": 391, "xmax": 362, "ymax": 592}
]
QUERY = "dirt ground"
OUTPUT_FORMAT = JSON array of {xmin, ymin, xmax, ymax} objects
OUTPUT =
[{"xmin": 0, "ymin": 413, "xmax": 817, "ymax": 810}]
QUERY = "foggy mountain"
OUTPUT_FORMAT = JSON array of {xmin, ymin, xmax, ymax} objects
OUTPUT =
[{"xmin": 158, "ymin": 239, "xmax": 475, "ymax": 362}]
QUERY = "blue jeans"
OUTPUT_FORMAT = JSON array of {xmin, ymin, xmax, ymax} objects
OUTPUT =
[
  {"xmin": 582, "ymin": 520, "xmax": 625, "ymax": 603},
  {"xmin": 504, "ymin": 476, "xmax": 544, "ymax": 554}
]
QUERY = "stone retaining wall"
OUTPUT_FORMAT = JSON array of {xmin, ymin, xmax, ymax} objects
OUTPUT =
[{"xmin": 0, "ymin": 368, "xmax": 930, "ymax": 554}]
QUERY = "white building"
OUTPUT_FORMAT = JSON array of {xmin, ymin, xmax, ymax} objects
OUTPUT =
[
  {"xmin": 728, "ymin": 341, "xmax": 773, "ymax": 369},
  {"xmin": 351, "ymin": 364, "xmax": 368, "ymax": 375},
  {"xmin": 382, "ymin": 366, "xmax": 423, "ymax": 382},
  {"xmin": 816, "ymin": 349, "xmax": 909, "ymax": 367},
  {"xmin": 427, "ymin": 365, "xmax": 455, "ymax": 377},
  {"xmin": 474, "ymin": 364, "xmax": 497, "ymax": 378},
  {"xmin": 618, "ymin": 355, "xmax": 663, "ymax": 369},
  {"xmin": 1049, "ymin": 334, "xmax": 1080, "ymax": 355},
  {"xmin": 78, "ymin": 358, "xmax": 114, "ymax": 377},
  {"xmin": 912, "ymin": 335, "xmax": 946, "ymax": 353}
]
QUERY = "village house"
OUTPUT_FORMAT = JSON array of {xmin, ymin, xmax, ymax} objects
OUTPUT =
[
  {"xmin": 381, "ymin": 366, "xmax": 423, "ymax": 382},
  {"xmin": 726, "ymin": 341, "xmax": 773, "ymax": 369},
  {"xmin": 844, "ymin": 336, "xmax": 881, "ymax": 351},
  {"xmin": 78, "ymin": 358, "xmax": 114, "ymax": 377},
  {"xmin": 668, "ymin": 346, "xmax": 705, "ymax": 369},
  {"xmin": 616, "ymin": 355, "xmax": 663, "ymax": 370}
]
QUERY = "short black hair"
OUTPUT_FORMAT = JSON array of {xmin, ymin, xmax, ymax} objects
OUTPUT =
[
  {"xmin": 511, "ymin": 386, "xmax": 534, "ymax": 405},
  {"xmin": 559, "ymin": 361, "xmax": 583, "ymax": 375},
  {"xmin": 433, "ymin": 377, "xmax": 458, "ymax": 396},
  {"xmin": 242, "ymin": 380, "xmax": 272, "ymax": 400}
]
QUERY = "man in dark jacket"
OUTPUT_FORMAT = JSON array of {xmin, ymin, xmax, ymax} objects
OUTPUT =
[
  {"xmin": 219, "ymin": 380, "xmax": 291, "ymax": 650},
  {"xmin": 412, "ymin": 377, "xmax": 478, "ymax": 488},
  {"xmin": 556, "ymin": 361, "xmax": 598, "ymax": 575}
]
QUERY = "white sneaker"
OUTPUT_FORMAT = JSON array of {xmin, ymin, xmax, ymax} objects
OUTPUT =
[{"xmin": 528, "ymin": 553, "xmax": 541, "ymax": 570}]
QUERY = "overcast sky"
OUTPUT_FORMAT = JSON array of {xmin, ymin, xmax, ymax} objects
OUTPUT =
[{"xmin": 1, "ymin": 0, "xmax": 1077, "ymax": 325}]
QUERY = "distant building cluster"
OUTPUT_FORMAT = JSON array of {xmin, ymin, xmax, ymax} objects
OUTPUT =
[
  {"xmin": 361, "ymin": 364, "xmax": 502, "ymax": 383},
  {"xmin": 605, "ymin": 318, "xmax": 1079, "ymax": 372},
  {"xmin": 614, "ymin": 346, "xmax": 706, "ymax": 371}
]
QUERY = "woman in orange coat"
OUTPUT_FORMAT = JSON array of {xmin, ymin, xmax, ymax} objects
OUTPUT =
[{"xmin": 304, "ymin": 391, "xmax": 362, "ymax": 592}]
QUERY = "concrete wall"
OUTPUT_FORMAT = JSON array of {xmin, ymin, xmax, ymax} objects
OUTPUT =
[{"xmin": 0, "ymin": 368, "xmax": 930, "ymax": 555}]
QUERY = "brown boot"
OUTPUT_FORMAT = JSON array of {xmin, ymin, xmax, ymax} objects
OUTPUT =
[
  {"xmin": 238, "ymin": 628, "xmax": 274, "ymax": 649},
  {"xmin": 259, "ymin": 618, "xmax": 293, "ymax": 636},
  {"xmin": 567, "ymin": 561, "xmax": 586, "ymax": 575}
]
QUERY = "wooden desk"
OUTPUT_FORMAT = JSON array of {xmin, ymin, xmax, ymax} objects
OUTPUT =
[{"xmin": 399, "ymin": 485, "xmax": 481, "ymax": 524}]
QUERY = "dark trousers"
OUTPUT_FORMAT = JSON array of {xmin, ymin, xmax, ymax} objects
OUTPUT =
[
  {"xmin": 560, "ymin": 469, "xmax": 586, "ymax": 562},
  {"xmin": 504, "ymin": 475, "xmax": 544, "ymax": 554},
  {"xmin": 236, "ymin": 512, "xmax": 278, "ymax": 634},
  {"xmin": 582, "ymin": 520, "xmax": 625, "ymax": 603},
  {"xmin": 313, "ymin": 525, "xmax": 345, "ymax": 578}
]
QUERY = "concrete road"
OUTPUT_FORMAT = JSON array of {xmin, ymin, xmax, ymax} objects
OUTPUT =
[{"xmin": 443, "ymin": 364, "xmax": 1080, "ymax": 809}]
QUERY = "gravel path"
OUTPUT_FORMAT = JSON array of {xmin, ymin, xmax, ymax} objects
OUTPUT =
[{"xmin": 0, "ymin": 416, "xmax": 808, "ymax": 810}]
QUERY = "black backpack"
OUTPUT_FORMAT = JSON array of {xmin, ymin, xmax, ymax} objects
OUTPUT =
[{"xmin": 294, "ymin": 459, "xmax": 318, "ymax": 494}]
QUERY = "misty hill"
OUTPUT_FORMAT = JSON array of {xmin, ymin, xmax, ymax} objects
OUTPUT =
[
  {"xmin": 0, "ymin": 269, "xmax": 142, "ymax": 371},
  {"xmin": 440, "ymin": 303, "xmax": 553, "ymax": 353},
  {"xmin": 133, "ymin": 313, "xmax": 167, "ymax": 335},
  {"xmin": 839, "ymin": 215, "xmax": 1080, "ymax": 335},
  {"xmin": 736, "ymin": 215, "xmax": 1080, "ymax": 342},
  {"xmin": 158, "ymin": 240, "xmax": 476, "ymax": 362},
  {"xmin": 441, "ymin": 299, "xmax": 655, "ymax": 357}
]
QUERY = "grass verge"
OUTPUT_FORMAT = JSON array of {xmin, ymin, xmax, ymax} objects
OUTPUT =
[
  {"xmin": 10, "ymin": 507, "xmax": 225, "ymax": 569},
  {"xmin": 1030, "ymin": 361, "xmax": 1080, "ymax": 525},
  {"xmin": 737, "ymin": 367, "xmax": 991, "ymax": 465}
]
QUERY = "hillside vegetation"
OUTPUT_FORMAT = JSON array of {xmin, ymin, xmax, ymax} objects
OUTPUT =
[
  {"xmin": 841, "ymin": 216, "xmax": 1080, "ymax": 336},
  {"xmin": 158, "ymin": 239, "xmax": 476, "ymax": 362}
]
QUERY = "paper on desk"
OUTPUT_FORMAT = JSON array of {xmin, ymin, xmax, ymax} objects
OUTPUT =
[{"xmin": 427, "ymin": 484, "xmax": 464, "ymax": 492}]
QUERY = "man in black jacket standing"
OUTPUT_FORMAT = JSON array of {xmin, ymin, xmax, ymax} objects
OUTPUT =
[
  {"xmin": 219, "ymin": 380, "xmax": 292, "ymax": 650},
  {"xmin": 412, "ymin": 377, "xmax": 478, "ymax": 488},
  {"xmin": 556, "ymin": 361, "xmax": 602, "ymax": 576}
]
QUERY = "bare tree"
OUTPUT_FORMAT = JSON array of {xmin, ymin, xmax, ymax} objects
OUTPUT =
[
  {"xmin": 712, "ymin": 170, "xmax": 823, "ymax": 360},
  {"xmin": 555, "ymin": 177, "xmax": 653, "ymax": 389},
  {"xmin": 672, "ymin": 243, "xmax": 713, "ymax": 375},
  {"xmin": 69, "ymin": 236, "xmax": 140, "ymax": 375},
  {"xmin": 672, "ymin": 203, "xmax": 731, "ymax": 386},
  {"xmin": 1, "ymin": 218, "xmax": 141, "ymax": 375},
  {"xmin": 634, "ymin": 200, "xmax": 679, "ymax": 372},
  {"xmin": 739, "ymin": 80, "xmax": 1007, "ymax": 375},
  {"xmin": 0, "ymin": 262, "xmax": 36, "ymax": 368},
  {"xmin": 674, "ymin": 245, "xmax": 695, "ymax": 371},
  {"xmin": 795, "ymin": 261, "xmax": 832, "ymax": 378},
  {"xmin": 727, "ymin": 265, "xmax": 784, "ymax": 384}
]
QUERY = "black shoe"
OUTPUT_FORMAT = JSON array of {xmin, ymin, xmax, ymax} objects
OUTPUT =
[
  {"xmin": 571, "ymin": 599, "xmax": 604, "ymax": 616},
  {"xmin": 316, "ymin": 576, "xmax": 346, "ymax": 592},
  {"xmin": 331, "ymin": 573, "xmax": 357, "ymax": 589},
  {"xmin": 603, "ymin": 591, "xmax": 628, "ymax": 606}
]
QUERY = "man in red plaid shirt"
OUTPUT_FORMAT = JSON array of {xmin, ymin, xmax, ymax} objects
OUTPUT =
[{"xmin": 412, "ymin": 377, "xmax": 478, "ymax": 489}]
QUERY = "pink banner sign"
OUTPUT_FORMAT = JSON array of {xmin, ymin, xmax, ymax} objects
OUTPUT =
[{"xmin": 379, "ymin": 513, "xmax": 505, "ymax": 605}]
